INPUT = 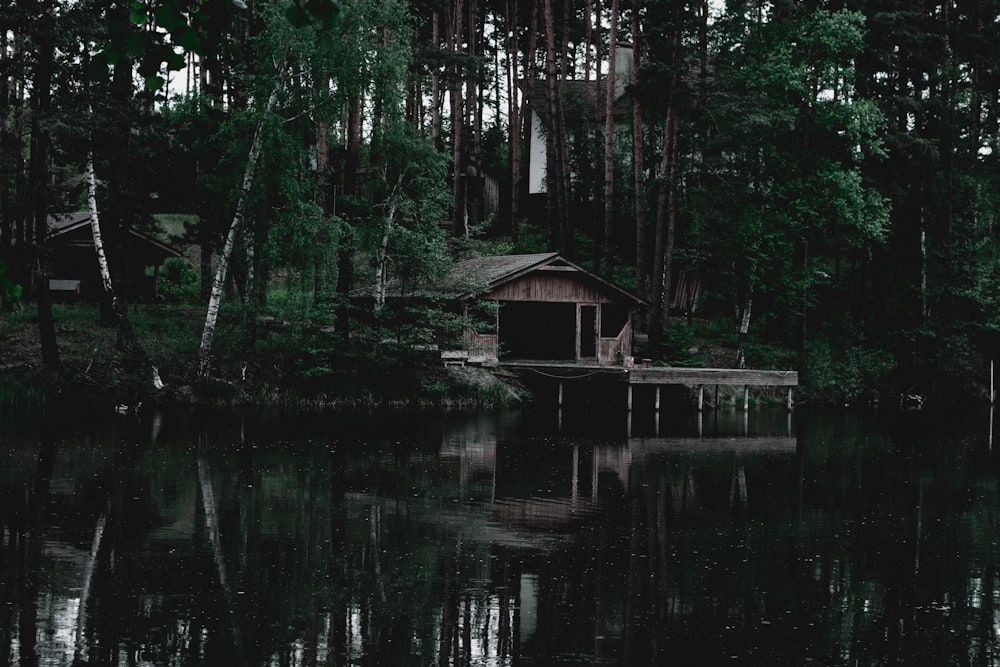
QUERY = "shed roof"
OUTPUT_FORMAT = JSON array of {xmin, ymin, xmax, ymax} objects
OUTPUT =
[
  {"xmin": 47, "ymin": 212, "xmax": 182, "ymax": 259},
  {"xmin": 354, "ymin": 253, "xmax": 645, "ymax": 307},
  {"xmin": 445, "ymin": 253, "xmax": 645, "ymax": 306}
]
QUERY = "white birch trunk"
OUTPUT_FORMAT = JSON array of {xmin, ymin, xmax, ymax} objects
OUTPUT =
[
  {"xmin": 199, "ymin": 67, "xmax": 285, "ymax": 378},
  {"xmin": 85, "ymin": 153, "xmax": 115, "ymax": 301},
  {"xmin": 87, "ymin": 153, "xmax": 164, "ymax": 391},
  {"xmin": 734, "ymin": 298, "xmax": 752, "ymax": 369},
  {"xmin": 198, "ymin": 456, "xmax": 242, "ymax": 651},
  {"xmin": 197, "ymin": 457, "xmax": 229, "ymax": 593},
  {"xmin": 373, "ymin": 180, "xmax": 401, "ymax": 313},
  {"xmin": 74, "ymin": 510, "xmax": 107, "ymax": 663}
]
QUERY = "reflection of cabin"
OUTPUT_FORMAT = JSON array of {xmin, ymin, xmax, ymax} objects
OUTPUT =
[
  {"xmin": 46, "ymin": 213, "xmax": 182, "ymax": 302},
  {"xmin": 445, "ymin": 253, "xmax": 644, "ymax": 366}
]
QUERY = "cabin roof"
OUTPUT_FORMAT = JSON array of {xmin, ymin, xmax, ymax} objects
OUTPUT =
[
  {"xmin": 445, "ymin": 252, "xmax": 646, "ymax": 306},
  {"xmin": 354, "ymin": 253, "xmax": 645, "ymax": 307},
  {"xmin": 47, "ymin": 212, "xmax": 182, "ymax": 259},
  {"xmin": 519, "ymin": 75, "xmax": 632, "ymax": 127}
]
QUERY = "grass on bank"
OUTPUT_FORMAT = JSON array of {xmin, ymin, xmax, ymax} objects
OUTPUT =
[{"xmin": 0, "ymin": 297, "xmax": 528, "ymax": 409}]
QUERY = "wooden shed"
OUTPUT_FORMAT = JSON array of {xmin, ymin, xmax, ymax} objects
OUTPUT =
[
  {"xmin": 443, "ymin": 253, "xmax": 644, "ymax": 366},
  {"xmin": 45, "ymin": 212, "xmax": 182, "ymax": 302}
]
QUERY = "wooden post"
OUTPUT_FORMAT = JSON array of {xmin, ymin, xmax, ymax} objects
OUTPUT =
[
  {"xmin": 571, "ymin": 445, "xmax": 579, "ymax": 502},
  {"xmin": 698, "ymin": 385, "xmax": 704, "ymax": 412},
  {"xmin": 655, "ymin": 385, "xmax": 661, "ymax": 411},
  {"xmin": 714, "ymin": 385, "xmax": 720, "ymax": 410},
  {"xmin": 743, "ymin": 386, "xmax": 749, "ymax": 412},
  {"xmin": 627, "ymin": 384, "xmax": 633, "ymax": 411},
  {"xmin": 558, "ymin": 381, "xmax": 564, "ymax": 407},
  {"xmin": 992, "ymin": 359, "xmax": 995, "ymax": 405},
  {"xmin": 787, "ymin": 386, "xmax": 794, "ymax": 411}
]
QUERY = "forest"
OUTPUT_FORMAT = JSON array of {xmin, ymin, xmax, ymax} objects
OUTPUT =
[{"xmin": 2, "ymin": 0, "xmax": 1000, "ymax": 407}]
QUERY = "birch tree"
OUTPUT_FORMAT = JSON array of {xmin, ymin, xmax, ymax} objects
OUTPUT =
[
  {"xmin": 85, "ymin": 153, "xmax": 164, "ymax": 391},
  {"xmin": 198, "ymin": 65, "xmax": 286, "ymax": 379}
]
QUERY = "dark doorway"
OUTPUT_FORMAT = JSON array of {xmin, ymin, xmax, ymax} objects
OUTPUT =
[
  {"xmin": 579, "ymin": 305, "xmax": 596, "ymax": 358},
  {"xmin": 498, "ymin": 301, "xmax": 576, "ymax": 360}
]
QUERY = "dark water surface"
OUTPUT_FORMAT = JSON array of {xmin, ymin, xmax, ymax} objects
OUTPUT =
[{"xmin": 2, "ymin": 402, "xmax": 1000, "ymax": 666}]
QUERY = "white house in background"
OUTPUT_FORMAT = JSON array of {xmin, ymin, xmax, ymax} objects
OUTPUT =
[{"xmin": 523, "ymin": 46, "xmax": 634, "ymax": 195}]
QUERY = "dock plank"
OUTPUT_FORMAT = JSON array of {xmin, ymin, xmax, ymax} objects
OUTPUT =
[
  {"xmin": 628, "ymin": 367, "xmax": 798, "ymax": 386},
  {"xmin": 629, "ymin": 436, "xmax": 797, "ymax": 454}
]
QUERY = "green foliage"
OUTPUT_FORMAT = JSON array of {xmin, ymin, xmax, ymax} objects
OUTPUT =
[
  {"xmin": 159, "ymin": 257, "xmax": 199, "ymax": 305},
  {"xmin": 511, "ymin": 222, "xmax": 550, "ymax": 254},
  {"xmin": 646, "ymin": 322, "xmax": 703, "ymax": 367},
  {"xmin": 687, "ymin": 5, "xmax": 889, "ymax": 362},
  {"xmin": 102, "ymin": 0, "xmax": 340, "ymax": 90},
  {"xmin": 803, "ymin": 338, "xmax": 895, "ymax": 406},
  {"xmin": 0, "ymin": 260, "xmax": 22, "ymax": 311}
]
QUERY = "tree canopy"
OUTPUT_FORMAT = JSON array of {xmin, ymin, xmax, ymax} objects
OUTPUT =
[{"xmin": 3, "ymin": 0, "xmax": 1000, "ymax": 404}]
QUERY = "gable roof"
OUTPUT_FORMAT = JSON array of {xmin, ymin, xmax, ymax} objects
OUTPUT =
[
  {"xmin": 520, "ymin": 79, "xmax": 633, "ymax": 127},
  {"xmin": 353, "ymin": 253, "xmax": 645, "ymax": 307},
  {"xmin": 445, "ymin": 253, "xmax": 646, "ymax": 306},
  {"xmin": 47, "ymin": 212, "xmax": 182, "ymax": 258}
]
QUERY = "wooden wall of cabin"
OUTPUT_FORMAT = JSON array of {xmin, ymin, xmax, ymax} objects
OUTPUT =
[{"xmin": 488, "ymin": 272, "xmax": 617, "ymax": 304}]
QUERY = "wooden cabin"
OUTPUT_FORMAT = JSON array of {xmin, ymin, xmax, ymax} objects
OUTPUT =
[
  {"xmin": 45, "ymin": 212, "xmax": 182, "ymax": 302},
  {"xmin": 441, "ymin": 253, "xmax": 644, "ymax": 366}
]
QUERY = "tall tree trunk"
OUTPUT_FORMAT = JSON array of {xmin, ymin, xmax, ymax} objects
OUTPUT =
[
  {"xmin": 374, "ymin": 179, "xmax": 402, "ymax": 313},
  {"xmin": 451, "ymin": 0, "xmax": 467, "ymax": 238},
  {"xmin": 603, "ymin": 0, "xmax": 619, "ymax": 279},
  {"xmin": 505, "ymin": 0, "xmax": 521, "ymax": 239},
  {"xmin": 199, "ymin": 66, "xmax": 285, "ymax": 379},
  {"xmin": 631, "ymin": 1, "xmax": 646, "ymax": 303},
  {"xmin": 650, "ymin": 111, "xmax": 678, "ymax": 345},
  {"xmin": 734, "ymin": 298, "xmax": 751, "ymax": 369},
  {"xmin": 431, "ymin": 11, "xmax": 442, "ymax": 150},
  {"xmin": 649, "ymin": 17, "xmax": 682, "ymax": 345},
  {"xmin": 660, "ymin": 111, "xmax": 679, "ymax": 335},
  {"xmin": 334, "ymin": 90, "xmax": 364, "ymax": 345},
  {"xmin": 314, "ymin": 104, "xmax": 331, "ymax": 303},
  {"xmin": 198, "ymin": 40, "xmax": 223, "ymax": 303},
  {"xmin": 556, "ymin": 0, "xmax": 573, "ymax": 254},
  {"xmin": 28, "ymin": 0, "xmax": 59, "ymax": 373},
  {"xmin": 0, "ymin": 25, "xmax": 16, "ymax": 258},
  {"xmin": 591, "ymin": 0, "xmax": 603, "ymax": 271},
  {"xmin": 542, "ymin": 0, "xmax": 560, "ymax": 250},
  {"xmin": 465, "ymin": 0, "xmax": 481, "ymax": 233},
  {"xmin": 519, "ymin": 0, "xmax": 540, "ymax": 243},
  {"xmin": 101, "ymin": 25, "xmax": 135, "ymax": 326},
  {"xmin": 85, "ymin": 153, "xmax": 162, "ymax": 392},
  {"xmin": 798, "ymin": 238, "xmax": 808, "ymax": 383}
]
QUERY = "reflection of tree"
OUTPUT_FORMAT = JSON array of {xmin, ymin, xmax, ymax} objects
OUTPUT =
[
  {"xmin": 16, "ymin": 431, "xmax": 55, "ymax": 666},
  {"xmin": 13, "ymin": 409, "xmax": 1000, "ymax": 665}
]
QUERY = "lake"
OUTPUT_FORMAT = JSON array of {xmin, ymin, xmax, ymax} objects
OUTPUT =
[{"xmin": 1, "ymin": 401, "xmax": 998, "ymax": 666}]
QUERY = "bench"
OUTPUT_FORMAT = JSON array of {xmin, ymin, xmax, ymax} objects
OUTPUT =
[{"xmin": 49, "ymin": 279, "xmax": 81, "ymax": 295}]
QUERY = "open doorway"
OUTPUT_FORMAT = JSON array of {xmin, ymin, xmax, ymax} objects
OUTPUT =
[
  {"xmin": 498, "ymin": 301, "xmax": 576, "ymax": 360},
  {"xmin": 579, "ymin": 305, "xmax": 597, "ymax": 359}
]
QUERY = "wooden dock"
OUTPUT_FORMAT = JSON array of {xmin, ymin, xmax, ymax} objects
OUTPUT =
[
  {"xmin": 500, "ymin": 362, "xmax": 799, "ymax": 411},
  {"xmin": 628, "ymin": 366, "xmax": 798, "ymax": 412}
]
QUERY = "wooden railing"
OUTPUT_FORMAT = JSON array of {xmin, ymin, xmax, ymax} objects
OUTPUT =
[
  {"xmin": 598, "ymin": 321, "xmax": 632, "ymax": 366},
  {"xmin": 462, "ymin": 329, "xmax": 499, "ymax": 363}
]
